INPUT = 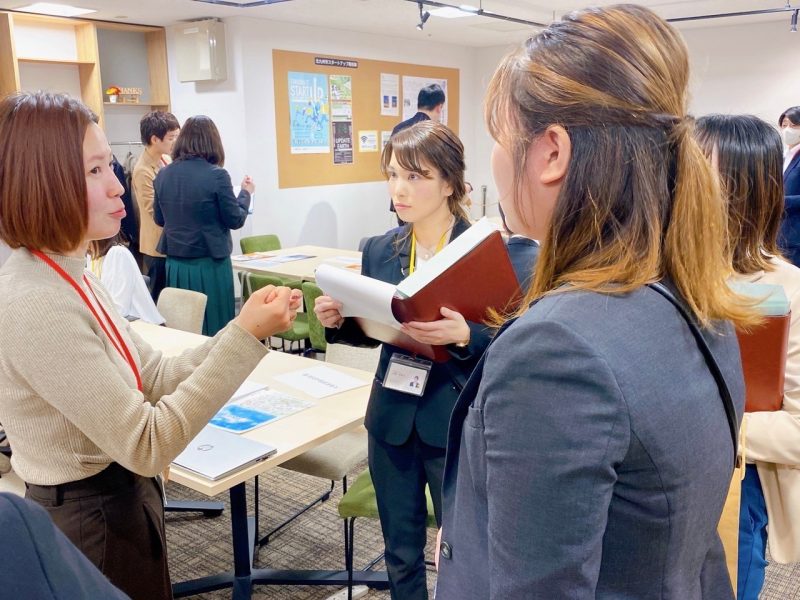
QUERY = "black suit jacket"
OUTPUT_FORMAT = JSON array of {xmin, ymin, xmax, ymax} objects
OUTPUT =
[
  {"xmin": 153, "ymin": 157, "xmax": 250, "ymax": 259},
  {"xmin": 391, "ymin": 111, "xmax": 430, "ymax": 137},
  {"xmin": 779, "ymin": 151, "xmax": 800, "ymax": 266},
  {"xmin": 326, "ymin": 219, "xmax": 491, "ymax": 448}
]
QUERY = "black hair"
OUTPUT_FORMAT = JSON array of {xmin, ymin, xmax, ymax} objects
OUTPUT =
[
  {"xmin": 779, "ymin": 106, "xmax": 800, "ymax": 127},
  {"xmin": 417, "ymin": 84, "xmax": 445, "ymax": 110},
  {"xmin": 139, "ymin": 111, "xmax": 180, "ymax": 146}
]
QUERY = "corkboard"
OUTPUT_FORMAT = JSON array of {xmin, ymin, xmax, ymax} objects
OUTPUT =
[{"xmin": 273, "ymin": 49, "xmax": 459, "ymax": 189}]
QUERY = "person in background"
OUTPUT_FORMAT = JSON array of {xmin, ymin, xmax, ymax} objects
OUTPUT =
[
  {"xmin": 697, "ymin": 114, "xmax": 800, "ymax": 600},
  {"xmin": 390, "ymin": 84, "xmax": 447, "ymax": 226},
  {"xmin": 436, "ymin": 5, "xmax": 753, "ymax": 598},
  {"xmin": 132, "ymin": 110, "xmax": 180, "ymax": 302},
  {"xmin": 0, "ymin": 91, "xmax": 297, "ymax": 599},
  {"xmin": 88, "ymin": 233, "xmax": 165, "ymax": 325},
  {"xmin": 315, "ymin": 120, "xmax": 489, "ymax": 600},
  {"xmin": 153, "ymin": 115, "xmax": 254, "ymax": 336},
  {"xmin": 778, "ymin": 106, "xmax": 800, "ymax": 267}
]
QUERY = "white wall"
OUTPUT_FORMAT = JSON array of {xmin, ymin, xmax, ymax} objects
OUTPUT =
[{"xmin": 166, "ymin": 17, "xmax": 482, "ymax": 250}]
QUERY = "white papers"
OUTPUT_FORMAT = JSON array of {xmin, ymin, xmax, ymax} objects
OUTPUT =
[
  {"xmin": 230, "ymin": 379, "xmax": 268, "ymax": 402},
  {"xmin": 380, "ymin": 73, "xmax": 400, "ymax": 116},
  {"xmin": 358, "ymin": 130, "xmax": 378, "ymax": 152},
  {"xmin": 395, "ymin": 217, "xmax": 495, "ymax": 298},
  {"xmin": 315, "ymin": 263, "xmax": 401, "ymax": 328},
  {"xmin": 273, "ymin": 365, "xmax": 370, "ymax": 398}
]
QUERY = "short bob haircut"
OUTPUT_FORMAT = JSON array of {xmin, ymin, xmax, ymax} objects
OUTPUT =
[
  {"xmin": 779, "ymin": 106, "xmax": 800, "ymax": 128},
  {"xmin": 380, "ymin": 120, "xmax": 468, "ymax": 224},
  {"xmin": 696, "ymin": 114, "xmax": 785, "ymax": 275},
  {"xmin": 171, "ymin": 115, "xmax": 225, "ymax": 166},
  {"xmin": 0, "ymin": 92, "xmax": 97, "ymax": 253}
]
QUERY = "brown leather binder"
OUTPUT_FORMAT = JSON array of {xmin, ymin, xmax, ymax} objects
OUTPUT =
[
  {"xmin": 356, "ymin": 230, "xmax": 522, "ymax": 362},
  {"xmin": 736, "ymin": 312, "xmax": 791, "ymax": 412}
]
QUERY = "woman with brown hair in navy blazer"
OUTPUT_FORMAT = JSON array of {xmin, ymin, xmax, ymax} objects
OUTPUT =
[{"xmin": 314, "ymin": 120, "xmax": 487, "ymax": 600}]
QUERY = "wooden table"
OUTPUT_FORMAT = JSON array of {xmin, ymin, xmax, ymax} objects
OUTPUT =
[
  {"xmin": 131, "ymin": 322, "xmax": 386, "ymax": 598},
  {"xmin": 232, "ymin": 245, "xmax": 361, "ymax": 282}
]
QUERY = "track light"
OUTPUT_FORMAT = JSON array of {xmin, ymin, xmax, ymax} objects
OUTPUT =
[
  {"xmin": 416, "ymin": 1, "xmax": 430, "ymax": 30},
  {"xmin": 792, "ymin": 9, "xmax": 798, "ymax": 31}
]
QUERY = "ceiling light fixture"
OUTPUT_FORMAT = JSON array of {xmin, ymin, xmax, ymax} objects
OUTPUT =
[
  {"xmin": 15, "ymin": 2, "xmax": 96, "ymax": 17},
  {"xmin": 792, "ymin": 9, "xmax": 798, "ymax": 31},
  {"xmin": 406, "ymin": 0, "xmax": 545, "ymax": 28},
  {"xmin": 417, "ymin": 1, "xmax": 431, "ymax": 30}
]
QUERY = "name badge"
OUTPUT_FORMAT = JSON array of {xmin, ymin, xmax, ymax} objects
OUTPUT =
[{"xmin": 383, "ymin": 353, "xmax": 433, "ymax": 397}]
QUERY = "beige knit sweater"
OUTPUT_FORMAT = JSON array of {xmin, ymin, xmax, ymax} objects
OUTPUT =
[{"xmin": 0, "ymin": 248, "xmax": 267, "ymax": 485}]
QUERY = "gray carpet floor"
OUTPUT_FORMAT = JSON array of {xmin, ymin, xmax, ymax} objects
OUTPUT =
[{"xmin": 165, "ymin": 463, "xmax": 799, "ymax": 599}]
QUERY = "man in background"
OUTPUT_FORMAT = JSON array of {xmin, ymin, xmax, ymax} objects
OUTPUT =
[
  {"xmin": 392, "ymin": 83, "xmax": 445, "ymax": 135},
  {"xmin": 132, "ymin": 111, "xmax": 180, "ymax": 301}
]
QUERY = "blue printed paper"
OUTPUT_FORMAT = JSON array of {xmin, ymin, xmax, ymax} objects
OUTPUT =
[{"xmin": 210, "ymin": 405, "xmax": 276, "ymax": 433}]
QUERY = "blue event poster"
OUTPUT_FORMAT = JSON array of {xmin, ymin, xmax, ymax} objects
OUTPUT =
[
  {"xmin": 288, "ymin": 71, "xmax": 330, "ymax": 154},
  {"xmin": 209, "ymin": 404, "xmax": 276, "ymax": 433}
]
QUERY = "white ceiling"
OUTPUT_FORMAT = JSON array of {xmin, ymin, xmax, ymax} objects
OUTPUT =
[{"xmin": 0, "ymin": 0, "xmax": 795, "ymax": 47}]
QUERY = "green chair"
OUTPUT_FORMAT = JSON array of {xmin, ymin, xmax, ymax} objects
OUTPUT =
[
  {"xmin": 301, "ymin": 281, "xmax": 326, "ymax": 354},
  {"xmin": 338, "ymin": 468, "xmax": 437, "ymax": 599},
  {"xmin": 239, "ymin": 234, "xmax": 302, "ymax": 290},
  {"xmin": 243, "ymin": 273, "xmax": 309, "ymax": 352}
]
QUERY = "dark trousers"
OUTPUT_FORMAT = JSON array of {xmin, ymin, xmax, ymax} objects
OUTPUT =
[
  {"xmin": 369, "ymin": 430, "xmax": 444, "ymax": 600},
  {"xmin": 26, "ymin": 463, "xmax": 172, "ymax": 600},
  {"xmin": 143, "ymin": 254, "xmax": 167, "ymax": 302}
]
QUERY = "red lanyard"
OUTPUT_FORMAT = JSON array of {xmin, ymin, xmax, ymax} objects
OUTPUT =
[{"xmin": 30, "ymin": 249, "xmax": 142, "ymax": 392}]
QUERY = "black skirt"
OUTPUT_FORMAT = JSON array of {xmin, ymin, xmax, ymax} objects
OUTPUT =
[{"xmin": 26, "ymin": 463, "xmax": 172, "ymax": 600}]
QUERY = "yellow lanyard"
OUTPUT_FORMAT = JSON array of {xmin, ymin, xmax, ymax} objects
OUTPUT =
[{"xmin": 409, "ymin": 229, "xmax": 448, "ymax": 275}]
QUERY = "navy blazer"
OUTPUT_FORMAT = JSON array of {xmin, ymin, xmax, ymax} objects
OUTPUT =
[
  {"xmin": 779, "ymin": 151, "xmax": 800, "ymax": 266},
  {"xmin": 153, "ymin": 157, "xmax": 250, "ymax": 259},
  {"xmin": 326, "ymin": 219, "xmax": 492, "ymax": 448},
  {"xmin": 391, "ymin": 111, "xmax": 430, "ymax": 137},
  {"xmin": 506, "ymin": 235, "xmax": 539, "ymax": 290},
  {"xmin": 437, "ymin": 285, "xmax": 743, "ymax": 599},
  {"xmin": 0, "ymin": 493, "xmax": 129, "ymax": 599}
]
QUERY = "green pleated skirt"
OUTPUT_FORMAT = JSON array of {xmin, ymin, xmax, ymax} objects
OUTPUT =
[{"xmin": 165, "ymin": 256, "xmax": 234, "ymax": 336}]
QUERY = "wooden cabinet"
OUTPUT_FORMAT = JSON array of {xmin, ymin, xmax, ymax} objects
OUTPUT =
[{"xmin": 0, "ymin": 11, "xmax": 170, "ymax": 129}]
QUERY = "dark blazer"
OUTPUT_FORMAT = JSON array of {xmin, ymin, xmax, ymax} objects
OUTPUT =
[
  {"xmin": 391, "ymin": 111, "xmax": 430, "ymax": 137},
  {"xmin": 779, "ymin": 151, "xmax": 800, "ymax": 266},
  {"xmin": 153, "ymin": 157, "xmax": 250, "ymax": 259},
  {"xmin": 326, "ymin": 219, "xmax": 490, "ymax": 448},
  {"xmin": 0, "ymin": 493, "xmax": 129, "ymax": 599},
  {"xmin": 437, "ymin": 285, "xmax": 743, "ymax": 599},
  {"xmin": 506, "ymin": 235, "xmax": 539, "ymax": 290}
]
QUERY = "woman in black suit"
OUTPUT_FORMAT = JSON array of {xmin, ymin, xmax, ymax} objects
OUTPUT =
[
  {"xmin": 153, "ymin": 115, "xmax": 254, "ymax": 335},
  {"xmin": 314, "ymin": 121, "xmax": 486, "ymax": 600},
  {"xmin": 779, "ymin": 106, "xmax": 800, "ymax": 266}
]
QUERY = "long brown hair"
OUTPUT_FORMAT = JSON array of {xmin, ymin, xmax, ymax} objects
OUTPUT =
[
  {"xmin": 381, "ymin": 121, "xmax": 468, "ymax": 224},
  {"xmin": 696, "ymin": 114, "xmax": 784, "ymax": 275},
  {"xmin": 485, "ymin": 4, "xmax": 754, "ymax": 327},
  {"xmin": 0, "ymin": 92, "xmax": 96, "ymax": 253}
]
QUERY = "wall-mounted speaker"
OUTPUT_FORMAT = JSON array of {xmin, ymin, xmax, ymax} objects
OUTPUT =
[{"xmin": 173, "ymin": 19, "xmax": 227, "ymax": 82}]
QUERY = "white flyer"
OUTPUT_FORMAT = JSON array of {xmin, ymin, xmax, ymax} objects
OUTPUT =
[{"xmin": 273, "ymin": 365, "xmax": 370, "ymax": 399}]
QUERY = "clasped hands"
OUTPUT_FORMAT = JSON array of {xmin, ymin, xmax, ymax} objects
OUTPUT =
[
  {"xmin": 236, "ymin": 285, "xmax": 303, "ymax": 341},
  {"xmin": 314, "ymin": 295, "xmax": 470, "ymax": 347}
]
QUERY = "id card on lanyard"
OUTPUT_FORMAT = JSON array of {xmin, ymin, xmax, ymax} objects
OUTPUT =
[
  {"xmin": 30, "ymin": 249, "xmax": 142, "ymax": 392},
  {"xmin": 383, "ymin": 353, "xmax": 433, "ymax": 397}
]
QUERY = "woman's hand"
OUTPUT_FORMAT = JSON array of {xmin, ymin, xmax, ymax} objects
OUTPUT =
[
  {"xmin": 314, "ymin": 295, "xmax": 345, "ymax": 329},
  {"xmin": 241, "ymin": 175, "xmax": 255, "ymax": 195},
  {"xmin": 401, "ymin": 307, "xmax": 470, "ymax": 347},
  {"xmin": 235, "ymin": 285, "xmax": 293, "ymax": 340}
]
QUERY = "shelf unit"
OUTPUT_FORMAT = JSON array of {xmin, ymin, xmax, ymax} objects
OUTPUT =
[{"xmin": 0, "ymin": 11, "xmax": 170, "ymax": 129}]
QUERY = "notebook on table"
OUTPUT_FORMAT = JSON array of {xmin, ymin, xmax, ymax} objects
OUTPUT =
[{"xmin": 172, "ymin": 426, "xmax": 277, "ymax": 481}]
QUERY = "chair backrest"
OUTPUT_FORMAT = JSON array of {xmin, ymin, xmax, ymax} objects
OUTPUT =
[
  {"xmin": 243, "ymin": 273, "xmax": 284, "ymax": 304},
  {"xmin": 325, "ymin": 343, "xmax": 381, "ymax": 373},
  {"xmin": 156, "ymin": 288, "xmax": 208, "ymax": 334},
  {"xmin": 301, "ymin": 282, "xmax": 327, "ymax": 352},
  {"xmin": 240, "ymin": 234, "xmax": 281, "ymax": 254}
]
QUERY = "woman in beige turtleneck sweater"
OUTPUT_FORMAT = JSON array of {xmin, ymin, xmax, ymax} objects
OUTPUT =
[{"xmin": 0, "ymin": 91, "xmax": 298, "ymax": 600}]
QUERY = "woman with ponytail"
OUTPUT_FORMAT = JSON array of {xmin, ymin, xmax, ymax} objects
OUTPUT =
[{"xmin": 436, "ymin": 5, "xmax": 754, "ymax": 599}]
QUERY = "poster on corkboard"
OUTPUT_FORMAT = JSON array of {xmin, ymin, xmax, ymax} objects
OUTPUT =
[{"xmin": 273, "ymin": 49, "xmax": 460, "ymax": 189}]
